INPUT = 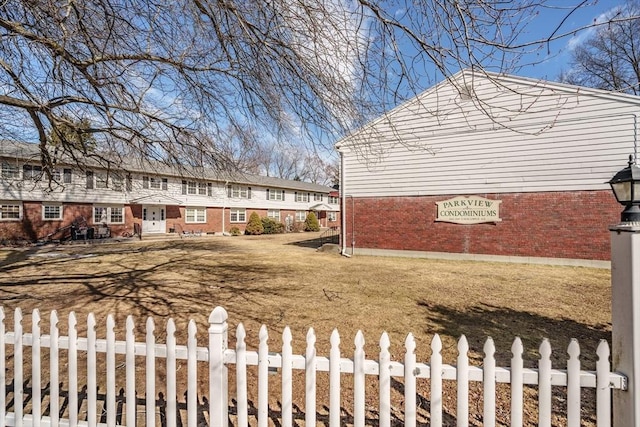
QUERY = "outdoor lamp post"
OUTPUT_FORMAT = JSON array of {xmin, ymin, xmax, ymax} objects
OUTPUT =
[
  {"xmin": 609, "ymin": 154, "xmax": 640, "ymax": 223},
  {"xmin": 609, "ymin": 155, "xmax": 640, "ymax": 426}
]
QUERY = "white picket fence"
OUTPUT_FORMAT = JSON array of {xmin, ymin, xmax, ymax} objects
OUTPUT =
[{"xmin": 0, "ymin": 306, "xmax": 627, "ymax": 427}]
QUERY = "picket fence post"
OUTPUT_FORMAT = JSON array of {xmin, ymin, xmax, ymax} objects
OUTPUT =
[
  {"xmin": 209, "ymin": 307, "xmax": 229, "ymax": 427},
  {"xmin": 610, "ymin": 225, "xmax": 640, "ymax": 426}
]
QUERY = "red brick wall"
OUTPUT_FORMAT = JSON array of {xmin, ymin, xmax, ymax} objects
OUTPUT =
[{"xmin": 344, "ymin": 190, "xmax": 620, "ymax": 260}]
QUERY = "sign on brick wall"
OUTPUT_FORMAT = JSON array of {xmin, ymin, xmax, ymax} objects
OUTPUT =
[{"xmin": 436, "ymin": 196, "xmax": 502, "ymax": 225}]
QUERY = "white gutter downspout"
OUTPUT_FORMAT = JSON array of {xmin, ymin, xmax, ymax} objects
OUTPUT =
[
  {"xmin": 222, "ymin": 180, "xmax": 228, "ymax": 235},
  {"xmin": 634, "ymin": 113, "xmax": 638, "ymax": 165},
  {"xmin": 338, "ymin": 148, "xmax": 351, "ymax": 257}
]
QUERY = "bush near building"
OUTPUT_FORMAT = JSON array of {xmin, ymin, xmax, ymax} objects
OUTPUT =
[
  {"xmin": 262, "ymin": 217, "xmax": 285, "ymax": 234},
  {"xmin": 245, "ymin": 212, "xmax": 264, "ymax": 235},
  {"xmin": 304, "ymin": 212, "xmax": 320, "ymax": 232}
]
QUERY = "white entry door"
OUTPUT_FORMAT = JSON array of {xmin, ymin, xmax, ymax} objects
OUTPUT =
[{"xmin": 142, "ymin": 205, "xmax": 166, "ymax": 233}]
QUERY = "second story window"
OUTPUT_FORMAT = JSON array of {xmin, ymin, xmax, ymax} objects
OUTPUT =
[
  {"xmin": 267, "ymin": 189, "xmax": 285, "ymax": 201},
  {"xmin": 314, "ymin": 193, "xmax": 323, "ymax": 201},
  {"xmin": 1, "ymin": 162, "xmax": 20, "ymax": 179},
  {"xmin": 182, "ymin": 180, "xmax": 212, "ymax": 196},
  {"xmin": 23, "ymin": 164, "xmax": 43, "ymax": 180},
  {"xmin": 328, "ymin": 195, "xmax": 339, "ymax": 204},
  {"xmin": 86, "ymin": 171, "xmax": 123, "ymax": 191},
  {"xmin": 95, "ymin": 173, "xmax": 108, "ymax": 189},
  {"xmin": 295, "ymin": 192, "xmax": 309, "ymax": 202},
  {"xmin": 143, "ymin": 176, "xmax": 168, "ymax": 190},
  {"xmin": 227, "ymin": 185, "xmax": 251, "ymax": 199}
]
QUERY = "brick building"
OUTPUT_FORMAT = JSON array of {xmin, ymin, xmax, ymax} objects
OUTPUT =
[
  {"xmin": 335, "ymin": 70, "xmax": 637, "ymax": 265},
  {"xmin": 0, "ymin": 141, "xmax": 340, "ymax": 241}
]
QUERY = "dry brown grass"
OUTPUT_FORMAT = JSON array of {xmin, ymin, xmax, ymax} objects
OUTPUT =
[{"xmin": 0, "ymin": 232, "xmax": 612, "ymax": 425}]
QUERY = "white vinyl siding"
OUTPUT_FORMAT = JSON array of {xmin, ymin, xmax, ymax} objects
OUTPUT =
[
  {"xmin": 42, "ymin": 204, "xmax": 63, "ymax": 220},
  {"xmin": 339, "ymin": 71, "xmax": 640, "ymax": 198},
  {"xmin": 230, "ymin": 208, "xmax": 246, "ymax": 223},
  {"xmin": 186, "ymin": 207, "xmax": 206, "ymax": 223},
  {"xmin": 0, "ymin": 202, "xmax": 21, "ymax": 220}
]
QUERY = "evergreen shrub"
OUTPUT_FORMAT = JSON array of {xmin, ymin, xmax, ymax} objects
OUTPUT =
[
  {"xmin": 245, "ymin": 212, "xmax": 264, "ymax": 235},
  {"xmin": 304, "ymin": 212, "xmax": 320, "ymax": 232},
  {"xmin": 261, "ymin": 217, "xmax": 285, "ymax": 234}
]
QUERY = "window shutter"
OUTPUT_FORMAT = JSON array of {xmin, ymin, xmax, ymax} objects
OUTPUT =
[
  {"xmin": 294, "ymin": 191, "xmax": 297, "ymax": 201},
  {"xmin": 86, "ymin": 171, "xmax": 94, "ymax": 189},
  {"xmin": 248, "ymin": 187, "xmax": 251, "ymax": 199},
  {"xmin": 227, "ymin": 185, "xmax": 232, "ymax": 198},
  {"xmin": 282, "ymin": 190, "xmax": 285, "ymax": 201},
  {"xmin": 162, "ymin": 178, "xmax": 168, "ymax": 190},
  {"xmin": 207, "ymin": 182, "xmax": 213, "ymax": 196},
  {"xmin": 63, "ymin": 168, "xmax": 72, "ymax": 184},
  {"xmin": 182, "ymin": 180, "xmax": 187, "ymax": 195},
  {"xmin": 266, "ymin": 189, "xmax": 270, "ymax": 200},
  {"xmin": 126, "ymin": 175, "xmax": 132, "ymax": 192},
  {"xmin": 143, "ymin": 176, "xmax": 149, "ymax": 189}
]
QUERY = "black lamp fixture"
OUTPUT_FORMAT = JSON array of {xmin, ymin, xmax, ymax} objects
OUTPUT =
[{"xmin": 609, "ymin": 154, "xmax": 640, "ymax": 222}]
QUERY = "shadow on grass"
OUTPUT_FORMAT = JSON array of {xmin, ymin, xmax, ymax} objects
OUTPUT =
[
  {"xmin": 0, "ymin": 240, "xmax": 297, "ymax": 330},
  {"xmin": 7, "ymin": 379, "xmax": 451, "ymax": 427},
  {"xmin": 285, "ymin": 236, "xmax": 324, "ymax": 249},
  {"xmin": 417, "ymin": 301, "xmax": 611, "ymax": 368}
]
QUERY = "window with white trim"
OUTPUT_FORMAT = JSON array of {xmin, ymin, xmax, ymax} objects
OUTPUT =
[
  {"xmin": 0, "ymin": 202, "xmax": 21, "ymax": 220},
  {"xmin": 228, "ymin": 185, "xmax": 251, "ymax": 199},
  {"xmin": 295, "ymin": 192, "xmax": 309, "ymax": 202},
  {"xmin": 23, "ymin": 164, "xmax": 42, "ymax": 180},
  {"xmin": 93, "ymin": 206, "xmax": 125, "ymax": 224},
  {"xmin": 1, "ymin": 162, "xmax": 20, "ymax": 179},
  {"xmin": 95, "ymin": 173, "xmax": 108, "ymax": 189},
  {"xmin": 185, "ymin": 207, "xmax": 206, "ymax": 223},
  {"xmin": 328, "ymin": 212, "xmax": 337, "ymax": 222},
  {"xmin": 86, "ymin": 171, "xmax": 122, "ymax": 191},
  {"xmin": 295, "ymin": 210, "xmax": 306, "ymax": 222},
  {"xmin": 111, "ymin": 174, "xmax": 123, "ymax": 191},
  {"xmin": 182, "ymin": 180, "xmax": 210, "ymax": 196},
  {"xmin": 267, "ymin": 189, "xmax": 284, "ymax": 201},
  {"xmin": 328, "ymin": 195, "xmax": 339, "ymax": 204},
  {"xmin": 143, "ymin": 176, "xmax": 168, "ymax": 190},
  {"xmin": 42, "ymin": 204, "xmax": 63, "ymax": 220},
  {"xmin": 267, "ymin": 209, "xmax": 280, "ymax": 221},
  {"xmin": 314, "ymin": 193, "xmax": 323, "ymax": 201},
  {"xmin": 230, "ymin": 208, "xmax": 246, "ymax": 223}
]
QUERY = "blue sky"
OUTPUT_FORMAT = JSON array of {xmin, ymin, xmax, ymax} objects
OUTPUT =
[{"xmin": 517, "ymin": 1, "xmax": 626, "ymax": 80}]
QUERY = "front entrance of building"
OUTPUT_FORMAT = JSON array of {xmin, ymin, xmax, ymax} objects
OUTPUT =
[{"xmin": 142, "ymin": 205, "xmax": 166, "ymax": 234}]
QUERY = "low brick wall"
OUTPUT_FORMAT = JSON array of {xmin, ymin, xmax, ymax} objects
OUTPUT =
[{"xmin": 343, "ymin": 190, "xmax": 619, "ymax": 261}]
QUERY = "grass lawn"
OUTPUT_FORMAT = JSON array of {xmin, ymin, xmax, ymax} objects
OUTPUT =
[{"xmin": 0, "ymin": 232, "xmax": 612, "ymax": 425}]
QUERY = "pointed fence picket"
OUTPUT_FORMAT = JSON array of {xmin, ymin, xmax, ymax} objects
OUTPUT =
[{"xmin": 0, "ymin": 306, "xmax": 627, "ymax": 427}]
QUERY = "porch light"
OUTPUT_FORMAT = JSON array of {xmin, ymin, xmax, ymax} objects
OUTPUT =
[{"xmin": 609, "ymin": 154, "xmax": 640, "ymax": 222}]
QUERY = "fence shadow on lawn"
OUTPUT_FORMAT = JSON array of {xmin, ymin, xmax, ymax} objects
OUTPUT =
[
  {"xmin": 6, "ymin": 379, "xmax": 434, "ymax": 427},
  {"xmin": 417, "ymin": 300, "xmax": 611, "ymax": 368}
]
